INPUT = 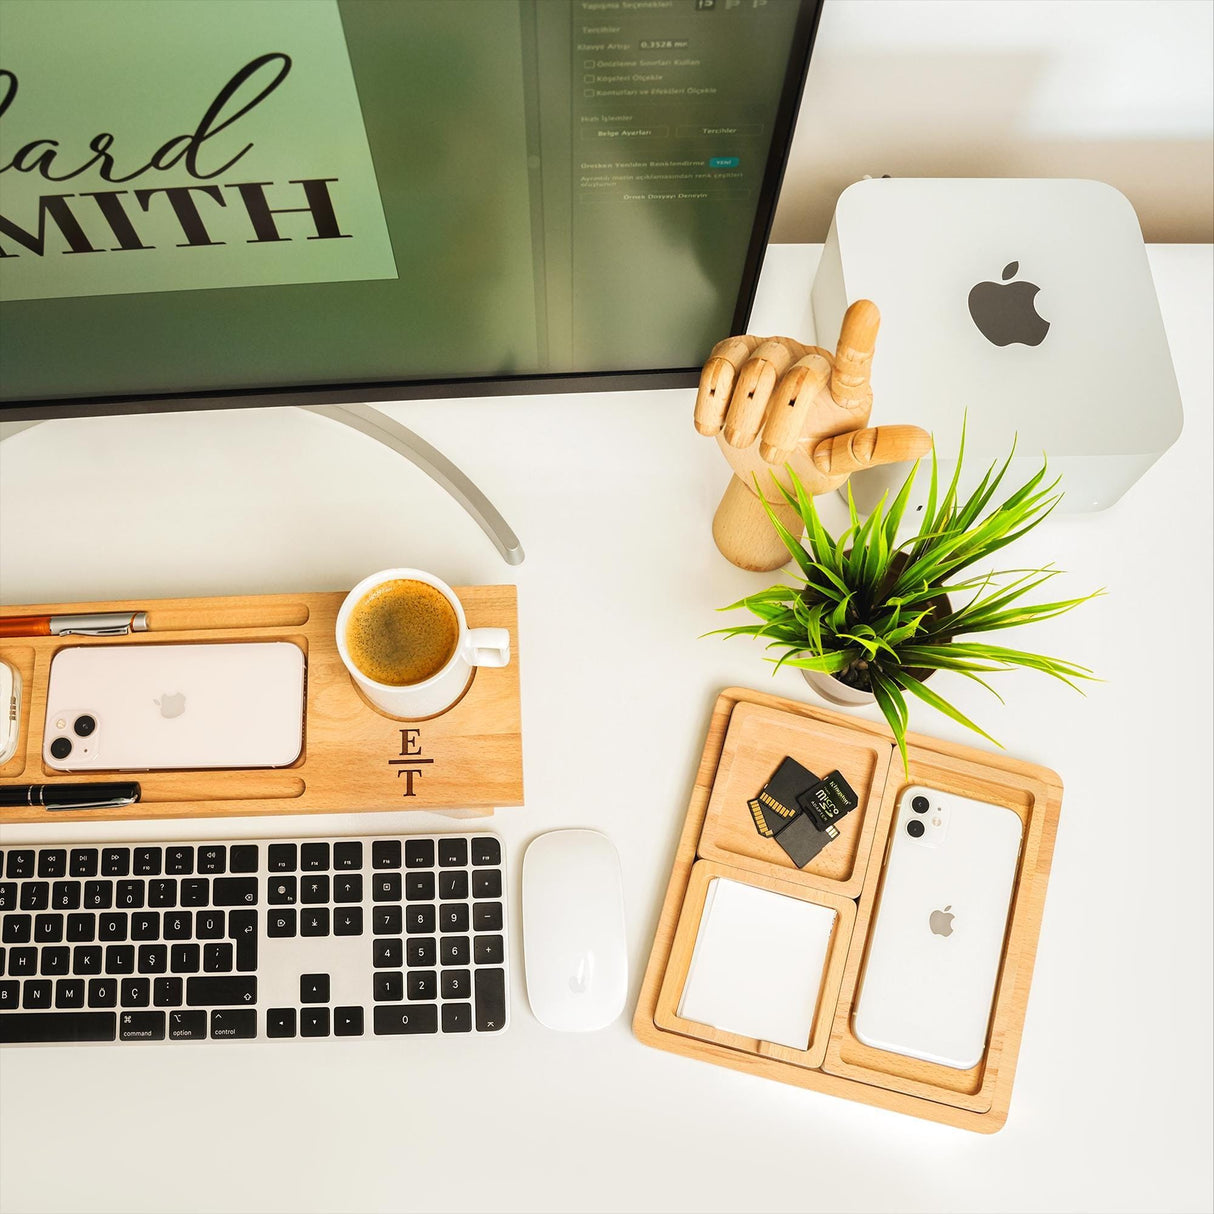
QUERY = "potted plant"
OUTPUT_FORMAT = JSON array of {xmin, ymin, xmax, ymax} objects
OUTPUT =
[{"xmin": 714, "ymin": 437, "xmax": 1100, "ymax": 769}]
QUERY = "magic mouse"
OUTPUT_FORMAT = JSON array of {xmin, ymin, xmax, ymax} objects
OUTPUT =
[{"xmin": 522, "ymin": 829, "xmax": 628, "ymax": 1032}]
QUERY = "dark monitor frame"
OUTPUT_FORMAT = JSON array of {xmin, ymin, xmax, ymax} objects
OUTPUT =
[{"xmin": 1, "ymin": 0, "xmax": 824, "ymax": 423}]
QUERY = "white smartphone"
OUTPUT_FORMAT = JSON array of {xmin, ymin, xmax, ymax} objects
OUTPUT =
[
  {"xmin": 43, "ymin": 642, "xmax": 306, "ymax": 772},
  {"xmin": 853, "ymin": 785, "xmax": 1023, "ymax": 1070}
]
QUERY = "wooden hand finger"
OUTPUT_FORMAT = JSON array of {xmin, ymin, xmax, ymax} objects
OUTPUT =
[
  {"xmin": 831, "ymin": 299, "xmax": 880, "ymax": 411},
  {"xmin": 721, "ymin": 337, "xmax": 806, "ymax": 448},
  {"xmin": 694, "ymin": 335, "xmax": 762, "ymax": 435},
  {"xmin": 758, "ymin": 352, "xmax": 832, "ymax": 464},
  {"xmin": 810, "ymin": 424, "xmax": 932, "ymax": 477}
]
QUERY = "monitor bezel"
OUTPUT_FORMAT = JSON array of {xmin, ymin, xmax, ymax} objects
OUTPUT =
[{"xmin": 0, "ymin": 0, "xmax": 824, "ymax": 422}]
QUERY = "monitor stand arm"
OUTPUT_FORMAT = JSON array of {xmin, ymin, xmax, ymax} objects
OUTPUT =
[{"xmin": 0, "ymin": 404, "xmax": 526, "ymax": 566}]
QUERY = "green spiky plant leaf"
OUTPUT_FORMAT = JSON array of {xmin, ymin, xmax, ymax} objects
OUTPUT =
[{"xmin": 712, "ymin": 434, "xmax": 1102, "ymax": 772}]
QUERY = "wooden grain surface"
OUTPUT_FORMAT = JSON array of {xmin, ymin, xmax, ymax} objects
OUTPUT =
[{"xmin": 0, "ymin": 589, "xmax": 522, "ymax": 823}]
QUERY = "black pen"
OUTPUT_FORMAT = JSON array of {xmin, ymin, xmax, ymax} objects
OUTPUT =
[{"xmin": 0, "ymin": 782, "xmax": 141, "ymax": 811}]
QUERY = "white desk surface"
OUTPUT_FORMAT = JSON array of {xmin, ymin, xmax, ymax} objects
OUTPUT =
[{"xmin": 1, "ymin": 245, "xmax": 1211, "ymax": 1214}]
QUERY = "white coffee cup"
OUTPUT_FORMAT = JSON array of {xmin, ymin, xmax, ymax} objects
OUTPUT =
[{"xmin": 336, "ymin": 569, "xmax": 510, "ymax": 719}]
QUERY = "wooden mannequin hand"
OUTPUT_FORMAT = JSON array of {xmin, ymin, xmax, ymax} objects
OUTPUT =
[{"xmin": 692, "ymin": 300, "xmax": 931, "ymax": 500}]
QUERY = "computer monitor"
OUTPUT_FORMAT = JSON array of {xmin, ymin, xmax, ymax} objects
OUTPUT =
[{"xmin": 0, "ymin": 0, "xmax": 821, "ymax": 422}]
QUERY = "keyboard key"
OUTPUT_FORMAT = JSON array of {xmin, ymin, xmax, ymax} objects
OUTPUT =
[
  {"xmin": 180, "ymin": 879, "xmax": 210, "ymax": 908},
  {"xmin": 373, "ymin": 874, "xmax": 401, "ymax": 902},
  {"xmin": 333, "ymin": 874, "xmax": 362, "ymax": 903},
  {"xmin": 372, "ymin": 840, "xmax": 402, "ymax": 869},
  {"xmin": 373, "ymin": 1004, "xmax": 437, "ymax": 1035},
  {"xmin": 51, "ymin": 881, "xmax": 81, "ymax": 910},
  {"xmin": 195, "ymin": 910, "xmax": 225, "ymax": 939},
  {"xmin": 70, "ymin": 849, "xmax": 99, "ymax": 877},
  {"xmin": 170, "ymin": 944, "xmax": 200, "ymax": 973},
  {"xmin": 9, "ymin": 947, "xmax": 36, "ymax": 975},
  {"xmin": 37, "ymin": 849, "xmax": 67, "ymax": 878},
  {"xmin": 406, "ymin": 971, "xmax": 436, "ymax": 1000},
  {"xmin": 210, "ymin": 1009, "xmax": 256, "ymax": 1039},
  {"xmin": 300, "ymin": 843, "xmax": 329, "ymax": 871},
  {"xmin": 163, "ymin": 912, "xmax": 193, "ymax": 940},
  {"xmin": 406, "ymin": 906, "xmax": 435, "ymax": 934},
  {"xmin": 334, "ymin": 1006, "xmax": 364, "ymax": 1036},
  {"xmin": 67, "ymin": 913, "xmax": 96, "ymax": 942},
  {"xmin": 165, "ymin": 847, "xmax": 194, "ymax": 875},
  {"xmin": 119, "ymin": 1010, "xmax": 165, "ymax": 1041},
  {"xmin": 0, "ymin": 951, "xmax": 5, "ymax": 976},
  {"xmin": 197, "ymin": 846, "xmax": 226, "ymax": 874},
  {"xmin": 300, "ymin": 973, "xmax": 329, "ymax": 1003},
  {"xmin": 472, "ymin": 870, "xmax": 502, "ymax": 899},
  {"xmin": 334, "ymin": 908, "xmax": 363, "ymax": 937},
  {"xmin": 471, "ymin": 837, "xmax": 501, "ymax": 866},
  {"xmin": 267, "ymin": 877, "xmax": 296, "ymax": 905},
  {"xmin": 34, "ymin": 913, "xmax": 63, "ymax": 943},
  {"xmin": 212, "ymin": 878, "xmax": 258, "ymax": 907},
  {"xmin": 373, "ymin": 906, "xmax": 402, "ymax": 935},
  {"xmin": 406, "ymin": 938, "xmax": 436, "ymax": 967},
  {"xmin": 437, "ymin": 838, "xmax": 467, "ymax": 867},
  {"xmin": 20, "ymin": 882, "xmax": 49, "ymax": 911},
  {"xmin": 473, "ymin": 903, "xmax": 503, "ymax": 932},
  {"xmin": 133, "ymin": 848, "xmax": 161, "ymax": 877},
  {"xmin": 83, "ymin": 881, "xmax": 112, "ymax": 909},
  {"xmin": 131, "ymin": 912, "xmax": 160, "ymax": 941},
  {"xmin": 2, "ymin": 915, "xmax": 31, "ymax": 944},
  {"xmin": 374, "ymin": 972, "xmax": 403, "ymax": 1002},
  {"xmin": 73, "ymin": 946, "xmax": 102, "ymax": 975},
  {"xmin": 333, "ymin": 842, "xmax": 362, "ymax": 870},
  {"xmin": 301, "ymin": 1007, "xmax": 330, "ymax": 1037},
  {"xmin": 39, "ymin": 947, "xmax": 69, "ymax": 975},
  {"xmin": 267, "ymin": 1008, "xmax": 296, "ymax": 1038},
  {"xmin": 408, "ymin": 838, "xmax": 438, "ymax": 867},
  {"xmin": 441, "ymin": 1003, "xmax": 473, "ymax": 1033},
  {"xmin": 267, "ymin": 844, "xmax": 297, "ymax": 872},
  {"xmin": 474, "ymin": 968, "xmax": 506, "ymax": 1031},
  {"xmin": 0, "ymin": 882, "xmax": 15, "ymax": 911},
  {"xmin": 115, "ymin": 880, "xmax": 144, "ymax": 909},
  {"xmin": 440, "ymin": 936, "xmax": 470, "ymax": 966},
  {"xmin": 6, "ymin": 850, "xmax": 35, "ymax": 878},
  {"xmin": 229, "ymin": 845, "xmax": 259, "ymax": 873},
  {"xmin": 138, "ymin": 945, "xmax": 168, "ymax": 974},
  {"xmin": 104, "ymin": 945, "xmax": 135, "ymax": 974},
  {"xmin": 203, "ymin": 943, "xmax": 233, "ymax": 973},
  {"xmin": 55, "ymin": 978, "xmax": 85, "ymax": 1008},
  {"xmin": 88, "ymin": 978, "xmax": 117, "ymax": 1007},
  {"xmin": 267, "ymin": 910, "xmax": 296, "ymax": 938},
  {"xmin": 186, "ymin": 975, "xmax": 257, "ymax": 1006},
  {"xmin": 121, "ymin": 977, "xmax": 150, "ymax": 1007},
  {"xmin": 99, "ymin": 913, "xmax": 128, "ymax": 942},
  {"xmin": 0, "ymin": 981, "xmax": 17, "ymax": 1009},
  {"xmin": 148, "ymin": 879, "xmax": 177, "ymax": 908},
  {"xmin": 441, "ymin": 969, "xmax": 471, "ymax": 1000},
  {"xmin": 439, "ymin": 904, "xmax": 469, "ymax": 933},
  {"xmin": 23, "ymin": 979, "xmax": 52, "ymax": 1008},
  {"xmin": 300, "ymin": 908, "xmax": 330, "ymax": 937},
  {"xmin": 438, "ymin": 872, "xmax": 467, "ymax": 901},
  {"xmin": 300, "ymin": 875, "xmax": 329, "ymax": 904},
  {"xmin": 405, "ymin": 873, "xmax": 435, "ymax": 901},
  {"xmin": 168, "ymin": 1010, "xmax": 206, "ymax": 1039},
  {"xmin": 100, "ymin": 849, "xmax": 129, "ymax": 877},
  {"xmin": 229, "ymin": 910, "xmax": 258, "ymax": 971},
  {"xmin": 154, "ymin": 977, "xmax": 184, "ymax": 1008},
  {"xmin": 474, "ymin": 935, "xmax": 505, "ymax": 965},
  {"xmin": 0, "ymin": 1011, "xmax": 116, "ymax": 1043},
  {"xmin": 373, "ymin": 939, "xmax": 403, "ymax": 968}
]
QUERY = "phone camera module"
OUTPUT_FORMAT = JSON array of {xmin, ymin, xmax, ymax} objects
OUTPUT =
[
  {"xmin": 50, "ymin": 736, "xmax": 73, "ymax": 760},
  {"xmin": 73, "ymin": 715, "xmax": 96, "ymax": 737},
  {"xmin": 911, "ymin": 795, "xmax": 930, "ymax": 814},
  {"xmin": 906, "ymin": 819, "xmax": 925, "ymax": 838}
]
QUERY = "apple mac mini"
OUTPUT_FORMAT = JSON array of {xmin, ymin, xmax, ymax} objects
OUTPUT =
[{"xmin": 811, "ymin": 178, "xmax": 1183, "ymax": 513}]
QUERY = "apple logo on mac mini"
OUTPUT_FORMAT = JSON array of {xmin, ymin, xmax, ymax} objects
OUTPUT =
[
  {"xmin": 968, "ymin": 261, "xmax": 1050, "ymax": 347},
  {"xmin": 929, "ymin": 905, "xmax": 955, "ymax": 938},
  {"xmin": 155, "ymin": 692, "xmax": 186, "ymax": 719}
]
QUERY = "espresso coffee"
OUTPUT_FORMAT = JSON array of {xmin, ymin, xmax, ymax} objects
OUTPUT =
[{"xmin": 344, "ymin": 579, "xmax": 459, "ymax": 686}]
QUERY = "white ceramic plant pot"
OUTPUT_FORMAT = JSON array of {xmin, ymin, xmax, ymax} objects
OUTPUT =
[{"xmin": 801, "ymin": 668, "xmax": 877, "ymax": 707}]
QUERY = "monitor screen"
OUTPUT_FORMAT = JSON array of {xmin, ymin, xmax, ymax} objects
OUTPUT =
[{"xmin": 0, "ymin": 0, "xmax": 821, "ymax": 418}]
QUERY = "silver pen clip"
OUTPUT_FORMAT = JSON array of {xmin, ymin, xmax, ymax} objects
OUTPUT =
[{"xmin": 49, "ymin": 612, "xmax": 148, "ymax": 638}]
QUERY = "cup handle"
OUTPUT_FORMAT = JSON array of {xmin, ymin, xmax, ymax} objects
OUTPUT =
[{"xmin": 465, "ymin": 627, "xmax": 510, "ymax": 668}]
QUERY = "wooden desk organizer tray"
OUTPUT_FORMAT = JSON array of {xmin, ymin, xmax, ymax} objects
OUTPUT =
[
  {"xmin": 634, "ymin": 687, "xmax": 1062, "ymax": 1132},
  {"xmin": 0, "ymin": 589, "xmax": 522, "ymax": 824}
]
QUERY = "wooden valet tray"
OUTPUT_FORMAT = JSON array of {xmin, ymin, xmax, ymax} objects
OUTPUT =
[
  {"xmin": 0, "ymin": 589, "xmax": 522, "ymax": 824},
  {"xmin": 633, "ymin": 687, "xmax": 1062, "ymax": 1133}
]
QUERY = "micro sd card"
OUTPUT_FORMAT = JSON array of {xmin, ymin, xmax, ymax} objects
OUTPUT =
[
  {"xmin": 770, "ymin": 811, "xmax": 835, "ymax": 868},
  {"xmin": 797, "ymin": 770, "xmax": 859, "ymax": 833}
]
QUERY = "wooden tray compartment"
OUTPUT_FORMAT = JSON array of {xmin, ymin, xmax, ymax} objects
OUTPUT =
[
  {"xmin": 655, "ymin": 859, "xmax": 856, "ymax": 1070},
  {"xmin": 633, "ymin": 686, "xmax": 1062, "ymax": 1132},
  {"xmin": 0, "ymin": 589, "xmax": 523, "ymax": 824}
]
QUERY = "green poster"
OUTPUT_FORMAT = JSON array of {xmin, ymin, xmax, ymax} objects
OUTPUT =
[{"xmin": 0, "ymin": 0, "xmax": 398, "ymax": 302}]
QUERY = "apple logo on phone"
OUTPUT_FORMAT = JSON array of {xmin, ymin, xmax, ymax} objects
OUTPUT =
[
  {"xmin": 968, "ymin": 261, "xmax": 1050, "ymax": 347},
  {"xmin": 155, "ymin": 692, "xmax": 186, "ymax": 719},
  {"xmin": 929, "ymin": 905, "xmax": 955, "ymax": 937}
]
